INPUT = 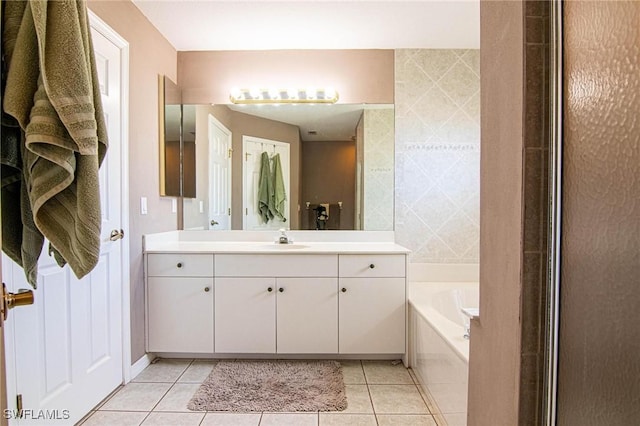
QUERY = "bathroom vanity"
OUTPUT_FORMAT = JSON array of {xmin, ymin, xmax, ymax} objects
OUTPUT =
[{"xmin": 144, "ymin": 231, "xmax": 409, "ymax": 361}]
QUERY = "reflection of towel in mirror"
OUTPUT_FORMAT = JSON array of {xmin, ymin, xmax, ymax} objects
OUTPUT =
[
  {"xmin": 320, "ymin": 203, "xmax": 330, "ymax": 219},
  {"xmin": 2, "ymin": 0, "xmax": 108, "ymax": 287},
  {"xmin": 258, "ymin": 152, "xmax": 273, "ymax": 223},
  {"xmin": 271, "ymin": 153, "xmax": 287, "ymax": 221}
]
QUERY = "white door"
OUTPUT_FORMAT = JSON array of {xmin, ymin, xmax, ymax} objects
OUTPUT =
[
  {"xmin": 3, "ymin": 23, "xmax": 126, "ymax": 425},
  {"xmin": 242, "ymin": 136, "xmax": 290, "ymax": 230},
  {"xmin": 208, "ymin": 115, "xmax": 232, "ymax": 229}
]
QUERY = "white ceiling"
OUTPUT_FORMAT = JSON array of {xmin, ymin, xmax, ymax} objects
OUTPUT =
[
  {"xmin": 228, "ymin": 103, "xmax": 392, "ymax": 142},
  {"xmin": 141, "ymin": 1, "xmax": 479, "ymax": 141},
  {"xmin": 132, "ymin": 0, "xmax": 480, "ymax": 51}
]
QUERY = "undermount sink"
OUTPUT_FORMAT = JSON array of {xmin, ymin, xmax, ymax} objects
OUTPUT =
[{"xmin": 259, "ymin": 243, "xmax": 309, "ymax": 250}]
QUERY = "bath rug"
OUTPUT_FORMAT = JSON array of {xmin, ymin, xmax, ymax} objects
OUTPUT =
[{"xmin": 187, "ymin": 360, "xmax": 347, "ymax": 412}]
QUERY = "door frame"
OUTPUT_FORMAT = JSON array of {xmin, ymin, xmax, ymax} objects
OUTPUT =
[{"xmin": 87, "ymin": 10, "xmax": 132, "ymax": 383}]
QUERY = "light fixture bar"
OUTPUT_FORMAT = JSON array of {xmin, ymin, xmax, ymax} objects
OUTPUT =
[{"xmin": 229, "ymin": 87, "xmax": 339, "ymax": 104}]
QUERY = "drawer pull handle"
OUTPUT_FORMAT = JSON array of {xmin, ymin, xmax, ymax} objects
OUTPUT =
[
  {"xmin": 278, "ymin": 287, "xmax": 284, "ymax": 293},
  {"xmin": 341, "ymin": 288, "xmax": 347, "ymax": 293},
  {"xmin": 204, "ymin": 287, "xmax": 210, "ymax": 292},
  {"xmin": 369, "ymin": 264, "xmax": 375, "ymax": 269},
  {"xmin": 176, "ymin": 262, "xmax": 183, "ymax": 268},
  {"xmin": 267, "ymin": 287, "xmax": 273, "ymax": 292}
]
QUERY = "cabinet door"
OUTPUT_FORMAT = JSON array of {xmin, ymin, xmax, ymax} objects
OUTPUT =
[
  {"xmin": 147, "ymin": 277, "xmax": 214, "ymax": 353},
  {"xmin": 215, "ymin": 277, "xmax": 276, "ymax": 353},
  {"xmin": 276, "ymin": 278, "xmax": 338, "ymax": 354},
  {"xmin": 338, "ymin": 278, "xmax": 406, "ymax": 354}
]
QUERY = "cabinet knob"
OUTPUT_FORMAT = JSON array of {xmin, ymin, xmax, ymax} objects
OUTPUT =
[
  {"xmin": 369, "ymin": 264, "xmax": 375, "ymax": 269},
  {"xmin": 278, "ymin": 287, "xmax": 284, "ymax": 293},
  {"xmin": 204, "ymin": 287, "xmax": 210, "ymax": 292},
  {"xmin": 341, "ymin": 288, "xmax": 347, "ymax": 293},
  {"xmin": 176, "ymin": 262, "xmax": 183, "ymax": 268},
  {"xmin": 267, "ymin": 287, "xmax": 273, "ymax": 292}
]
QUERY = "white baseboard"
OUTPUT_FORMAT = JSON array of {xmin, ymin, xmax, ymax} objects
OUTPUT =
[{"xmin": 129, "ymin": 353, "xmax": 156, "ymax": 381}]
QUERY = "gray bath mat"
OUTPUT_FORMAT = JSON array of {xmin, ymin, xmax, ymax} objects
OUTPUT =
[{"xmin": 187, "ymin": 360, "xmax": 347, "ymax": 412}]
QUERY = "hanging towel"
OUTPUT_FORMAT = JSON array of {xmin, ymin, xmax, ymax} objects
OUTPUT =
[
  {"xmin": 1, "ymin": 0, "xmax": 45, "ymax": 286},
  {"xmin": 258, "ymin": 152, "xmax": 274, "ymax": 223},
  {"xmin": 2, "ymin": 0, "xmax": 108, "ymax": 287},
  {"xmin": 271, "ymin": 153, "xmax": 287, "ymax": 221}
]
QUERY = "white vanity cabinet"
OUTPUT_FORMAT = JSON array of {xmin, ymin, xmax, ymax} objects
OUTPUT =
[
  {"xmin": 146, "ymin": 254, "xmax": 214, "ymax": 353},
  {"xmin": 143, "ymin": 233, "xmax": 409, "ymax": 359},
  {"xmin": 338, "ymin": 255, "xmax": 406, "ymax": 354},
  {"xmin": 214, "ymin": 254, "xmax": 339, "ymax": 354}
]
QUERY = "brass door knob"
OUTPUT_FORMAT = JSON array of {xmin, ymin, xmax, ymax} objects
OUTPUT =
[
  {"xmin": 278, "ymin": 288, "xmax": 284, "ymax": 293},
  {"xmin": 268, "ymin": 287, "xmax": 273, "ymax": 292},
  {"xmin": 2, "ymin": 283, "xmax": 34, "ymax": 321},
  {"xmin": 369, "ymin": 264, "xmax": 375, "ymax": 269},
  {"xmin": 341, "ymin": 288, "xmax": 347, "ymax": 293}
]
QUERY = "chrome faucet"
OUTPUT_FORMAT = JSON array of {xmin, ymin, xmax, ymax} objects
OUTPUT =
[{"xmin": 278, "ymin": 229, "xmax": 290, "ymax": 244}]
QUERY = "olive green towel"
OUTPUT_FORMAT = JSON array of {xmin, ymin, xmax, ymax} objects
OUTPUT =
[
  {"xmin": 258, "ymin": 152, "xmax": 273, "ymax": 223},
  {"xmin": 2, "ymin": 0, "xmax": 108, "ymax": 287},
  {"xmin": 271, "ymin": 153, "xmax": 287, "ymax": 221}
]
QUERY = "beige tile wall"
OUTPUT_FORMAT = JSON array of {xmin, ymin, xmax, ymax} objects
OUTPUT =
[
  {"xmin": 394, "ymin": 49, "xmax": 480, "ymax": 263},
  {"xmin": 363, "ymin": 108, "xmax": 394, "ymax": 231}
]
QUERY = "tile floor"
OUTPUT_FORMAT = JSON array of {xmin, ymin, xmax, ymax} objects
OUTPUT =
[{"xmin": 79, "ymin": 359, "xmax": 448, "ymax": 426}]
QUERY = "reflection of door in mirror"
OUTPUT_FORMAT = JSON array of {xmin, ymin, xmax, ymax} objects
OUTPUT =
[
  {"xmin": 208, "ymin": 115, "xmax": 232, "ymax": 229},
  {"xmin": 243, "ymin": 136, "xmax": 290, "ymax": 230}
]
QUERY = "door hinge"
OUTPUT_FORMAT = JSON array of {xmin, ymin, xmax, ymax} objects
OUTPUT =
[
  {"xmin": 228, "ymin": 207, "xmax": 231, "ymax": 216},
  {"xmin": 245, "ymin": 153, "xmax": 251, "ymax": 161},
  {"xmin": 245, "ymin": 208, "xmax": 248, "ymax": 215},
  {"xmin": 16, "ymin": 394, "xmax": 23, "ymax": 418},
  {"xmin": 228, "ymin": 148, "xmax": 233, "ymax": 159}
]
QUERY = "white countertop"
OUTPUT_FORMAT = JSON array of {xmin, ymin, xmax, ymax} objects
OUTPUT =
[
  {"xmin": 143, "ymin": 230, "xmax": 410, "ymax": 254},
  {"xmin": 144, "ymin": 241, "xmax": 410, "ymax": 254}
]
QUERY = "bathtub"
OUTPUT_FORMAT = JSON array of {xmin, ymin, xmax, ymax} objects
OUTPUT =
[{"xmin": 408, "ymin": 282, "xmax": 479, "ymax": 426}]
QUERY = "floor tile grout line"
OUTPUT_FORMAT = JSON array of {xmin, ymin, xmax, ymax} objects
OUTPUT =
[{"xmin": 174, "ymin": 358, "xmax": 197, "ymax": 383}]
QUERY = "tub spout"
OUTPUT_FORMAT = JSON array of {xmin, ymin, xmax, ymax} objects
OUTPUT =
[{"xmin": 463, "ymin": 324, "xmax": 471, "ymax": 340}]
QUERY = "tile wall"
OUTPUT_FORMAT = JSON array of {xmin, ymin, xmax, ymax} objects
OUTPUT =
[
  {"xmin": 394, "ymin": 49, "xmax": 480, "ymax": 264},
  {"xmin": 363, "ymin": 107, "xmax": 395, "ymax": 231},
  {"xmin": 519, "ymin": 1, "xmax": 551, "ymax": 424}
]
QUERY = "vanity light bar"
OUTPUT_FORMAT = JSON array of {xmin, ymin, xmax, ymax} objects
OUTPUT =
[{"xmin": 229, "ymin": 87, "xmax": 339, "ymax": 104}]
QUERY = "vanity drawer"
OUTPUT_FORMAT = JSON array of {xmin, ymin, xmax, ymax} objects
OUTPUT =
[
  {"xmin": 216, "ymin": 254, "xmax": 338, "ymax": 277},
  {"xmin": 339, "ymin": 254, "xmax": 405, "ymax": 278},
  {"xmin": 147, "ymin": 253, "xmax": 214, "ymax": 277}
]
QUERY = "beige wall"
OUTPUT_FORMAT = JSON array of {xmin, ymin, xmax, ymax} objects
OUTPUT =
[
  {"xmin": 467, "ymin": 0, "xmax": 524, "ymax": 424},
  {"xmin": 87, "ymin": 0, "xmax": 178, "ymax": 364},
  {"xmin": 178, "ymin": 50, "xmax": 394, "ymax": 105},
  {"xmin": 301, "ymin": 140, "xmax": 356, "ymax": 230}
]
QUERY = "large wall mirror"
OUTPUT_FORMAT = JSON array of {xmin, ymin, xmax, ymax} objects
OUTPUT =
[
  {"xmin": 159, "ymin": 76, "xmax": 196, "ymax": 197},
  {"xmin": 162, "ymin": 85, "xmax": 395, "ymax": 231}
]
